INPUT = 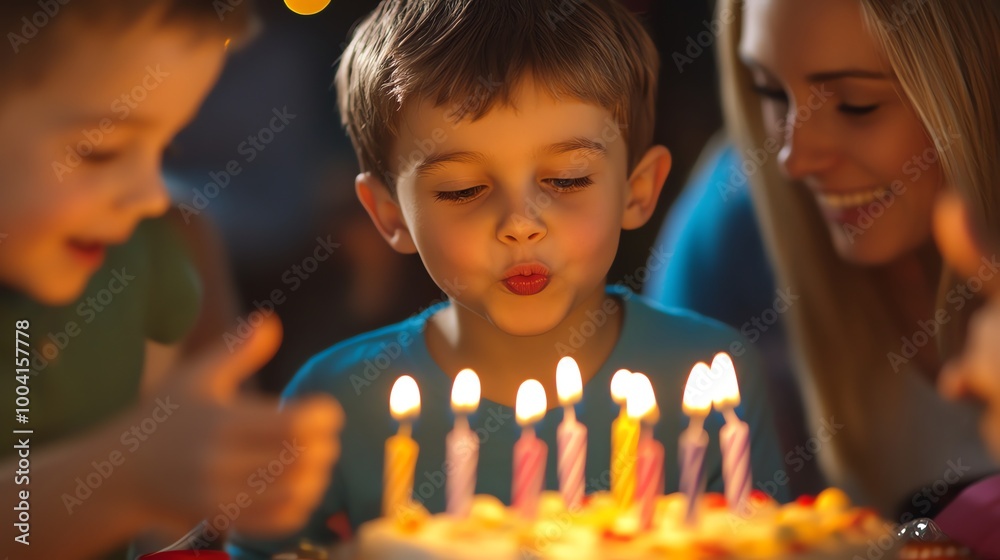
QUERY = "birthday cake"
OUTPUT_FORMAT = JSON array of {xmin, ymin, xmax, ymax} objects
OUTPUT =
[{"xmin": 356, "ymin": 488, "xmax": 898, "ymax": 560}]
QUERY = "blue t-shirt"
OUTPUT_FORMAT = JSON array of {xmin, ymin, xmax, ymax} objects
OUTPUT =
[{"xmin": 228, "ymin": 285, "xmax": 787, "ymax": 559}]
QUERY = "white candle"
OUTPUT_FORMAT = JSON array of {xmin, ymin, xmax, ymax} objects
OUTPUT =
[
  {"xmin": 711, "ymin": 352, "xmax": 752, "ymax": 515},
  {"xmin": 513, "ymin": 380, "xmax": 548, "ymax": 519},
  {"xmin": 680, "ymin": 362, "xmax": 712, "ymax": 524},
  {"xmin": 556, "ymin": 357, "xmax": 587, "ymax": 510},
  {"xmin": 628, "ymin": 372, "xmax": 663, "ymax": 530},
  {"xmin": 447, "ymin": 368, "xmax": 481, "ymax": 517}
]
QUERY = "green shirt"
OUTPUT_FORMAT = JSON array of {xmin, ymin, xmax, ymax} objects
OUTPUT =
[{"xmin": 2, "ymin": 216, "xmax": 201, "ymax": 557}]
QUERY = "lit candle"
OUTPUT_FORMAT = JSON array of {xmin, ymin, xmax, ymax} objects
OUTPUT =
[
  {"xmin": 628, "ymin": 372, "xmax": 663, "ymax": 530},
  {"xmin": 447, "ymin": 368, "xmax": 481, "ymax": 518},
  {"xmin": 680, "ymin": 362, "xmax": 712, "ymax": 524},
  {"xmin": 512, "ymin": 379, "xmax": 548, "ymax": 519},
  {"xmin": 610, "ymin": 369, "xmax": 639, "ymax": 509},
  {"xmin": 711, "ymin": 352, "xmax": 752, "ymax": 516},
  {"xmin": 384, "ymin": 375, "xmax": 420, "ymax": 520},
  {"xmin": 556, "ymin": 357, "xmax": 587, "ymax": 510}
]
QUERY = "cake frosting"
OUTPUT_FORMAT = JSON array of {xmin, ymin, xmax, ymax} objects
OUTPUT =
[{"xmin": 357, "ymin": 488, "xmax": 899, "ymax": 560}]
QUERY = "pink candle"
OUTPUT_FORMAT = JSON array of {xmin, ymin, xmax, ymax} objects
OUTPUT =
[
  {"xmin": 628, "ymin": 373, "xmax": 662, "ymax": 530},
  {"xmin": 512, "ymin": 380, "xmax": 548, "ymax": 519},
  {"xmin": 446, "ymin": 369, "xmax": 481, "ymax": 517},
  {"xmin": 680, "ymin": 362, "xmax": 712, "ymax": 524},
  {"xmin": 712, "ymin": 353, "xmax": 752, "ymax": 515},
  {"xmin": 556, "ymin": 357, "xmax": 587, "ymax": 510}
]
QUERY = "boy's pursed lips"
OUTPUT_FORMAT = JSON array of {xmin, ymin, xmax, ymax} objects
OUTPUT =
[{"xmin": 502, "ymin": 262, "xmax": 550, "ymax": 296}]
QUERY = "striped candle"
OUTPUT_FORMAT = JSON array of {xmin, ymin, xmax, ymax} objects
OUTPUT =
[
  {"xmin": 513, "ymin": 427, "xmax": 548, "ymax": 518},
  {"xmin": 610, "ymin": 369, "xmax": 638, "ymax": 509},
  {"xmin": 513, "ymin": 380, "xmax": 548, "ymax": 519},
  {"xmin": 711, "ymin": 352, "xmax": 752, "ymax": 515},
  {"xmin": 383, "ymin": 376, "xmax": 421, "ymax": 520},
  {"xmin": 446, "ymin": 369, "xmax": 481, "ymax": 517},
  {"xmin": 556, "ymin": 357, "xmax": 587, "ymax": 510},
  {"xmin": 635, "ymin": 427, "xmax": 664, "ymax": 529},
  {"xmin": 679, "ymin": 427, "xmax": 708, "ymax": 523},
  {"xmin": 720, "ymin": 419, "xmax": 751, "ymax": 515},
  {"xmin": 557, "ymin": 409, "xmax": 586, "ymax": 509},
  {"xmin": 680, "ymin": 362, "xmax": 712, "ymax": 525}
]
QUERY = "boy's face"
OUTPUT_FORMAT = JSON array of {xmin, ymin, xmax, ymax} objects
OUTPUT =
[
  {"xmin": 359, "ymin": 79, "xmax": 669, "ymax": 336},
  {"xmin": 0, "ymin": 18, "xmax": 227, "ymax": 305}
]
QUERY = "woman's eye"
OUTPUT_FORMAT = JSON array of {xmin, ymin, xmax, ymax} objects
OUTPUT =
[
  {"xmin": 751, "ymin": 84, "xmax": 788, "ymax": 104},
  {"xmin": 545, "ymin": 176, "xmax": 594, "ymax": 191},
  {"xmin": 434, "ymin": 185, "xmax": 486, "ymax": 203},
  {"xmin": 838, "ymin": 103, "xmax": 880, "ymax": 116},
  {"xmin": 82, "ymin": 151, "xmax": 122, "ymax": 164}
]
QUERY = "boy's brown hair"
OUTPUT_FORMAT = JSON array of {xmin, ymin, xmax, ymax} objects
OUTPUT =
[
  {"xmin": 335, "ymin": 0, "xmax": 660, "ymax": 191},
  {"xmin": 2, "ymin": 0, "xmax": 257, "ymax": 87}
]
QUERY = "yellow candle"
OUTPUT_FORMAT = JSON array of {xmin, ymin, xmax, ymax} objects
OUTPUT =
[
  {"xmin": 384, "ymin": 375, "xmax": 420, "ymax": 520},
  {"xmin": 610, "ymin": 369, "xmax": 639, "ymax": 509}
]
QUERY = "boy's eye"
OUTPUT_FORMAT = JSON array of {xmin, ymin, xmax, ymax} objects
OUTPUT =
[
  {"xmin": 434, "ymin": 185, "xmax": 486, "ymax": 203},
  {"xmin": 544, "ymin": 176, "xmax": 594, "ymax": 191},
  {"xmin": 838, "ymin": 103, "xmax": 880, "ymax": 116}
]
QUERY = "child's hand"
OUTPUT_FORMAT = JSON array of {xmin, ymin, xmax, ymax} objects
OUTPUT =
[
  {"xmin": 940, "ymin": 300, "xmax": 1000, "ymax": 458},
  {"xmin": 934, "ymin": 192, "xmax": 1000, "ymax": 458},
  {"xmin": 130, "ymin": 315, "xmax": 343, "ymax": 537}
]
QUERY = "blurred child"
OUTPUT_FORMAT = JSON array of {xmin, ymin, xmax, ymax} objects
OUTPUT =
[
  {"xmin": 0, "ymin": 2, "xmax": 341, "ymax": 558},
  {"xmin": 229, "ymin": 0, "xmax": 785, "ymax": 557}
]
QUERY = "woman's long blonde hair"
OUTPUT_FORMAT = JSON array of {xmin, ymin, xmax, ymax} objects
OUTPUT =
[{"xmin": 717, "ymin": 0, "xmax": 1000, "ymax": 488}]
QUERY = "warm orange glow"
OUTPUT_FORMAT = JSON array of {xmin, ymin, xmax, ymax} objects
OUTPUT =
[
  {"xmin": 283, "ymin": 0, "xmax": 331, "ymax": 16},
  {"xmin": 610, "ymin": 369, "xmax": 632, "ymax": 405},
  {"xmin": 390, "ymin": 375, "xmax": 421, "ymax": 421},
  {"xmin": 710, "ymin": 352, "xmax": 741, "ymax": 409},
  {"xmin": 516, "ymin": 379, "xmax": 547, "ymax": 427},
  {"xmin": 682, "ymin": 362, "xmax": 713, "ymax": 416},
  {"xmin": 626, "ymin": 372, "xmax": 657, "ymax": 422},
  {"xmin": 556, "ymin": 356, "xmax": 583, "ymax": 406},
  {"xmin": 451, "ymin": 368, "xmax": 481, "ymax": 414}
]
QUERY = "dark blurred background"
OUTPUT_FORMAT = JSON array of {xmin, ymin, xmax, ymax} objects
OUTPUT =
[{"xmin": 164, "ymin": 0, "xmax": 724, "ymax": 393}]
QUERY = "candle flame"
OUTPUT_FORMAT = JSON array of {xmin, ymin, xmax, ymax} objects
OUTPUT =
[
  {"xmin": 451, "ymin": 368, "xmax": 481, "ymax": 414},
  {"xmin": 710, "ymin": 352, "xmax": 741, "ymax": 409},
  {"xmin": 626, "ymin": 372, "xmax": 658, "ymax": 423},
  {"xmin": 610, "ymin": 369, "xmax": 632, "ymax": 405},
  {"xmin": 556, "ymin": 356, "xmax": 583, "ymax": 406},
  {"xmin": 516, "ymin": 379, "xmax": 547, "ymax": 427},
  {"xmin": 682, "ymin": 362, "xmax": 713, "ymax": 416},
  {"xmin": 390, "ymin": 375, "xmax": 421, "ymax": 421}
]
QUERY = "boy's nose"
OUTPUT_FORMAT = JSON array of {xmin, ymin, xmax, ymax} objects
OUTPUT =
[
  {"xmin": 117, "ymin": 173, "xmax": 171, "ymax": 219},
  {"xmin": 497, "ymin": 207, "xmax": 546, "ymax": 245}
]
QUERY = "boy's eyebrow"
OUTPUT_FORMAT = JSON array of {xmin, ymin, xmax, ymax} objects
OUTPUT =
[
  {"xmin": 414, "ymin": 137, "xmax": 608, "ymax": 178},
  {"xmin": 538, "ymin": 137, "xmax": 608, "ymax": 159}
]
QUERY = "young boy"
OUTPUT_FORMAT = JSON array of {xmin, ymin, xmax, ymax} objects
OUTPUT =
[
  {"xmin": 0, "ymin": 2, "xmax": 341, "ymax": 558},
  {"xmin": 230, "ymin": 0, "xmax": 785, "ymax": 557}
]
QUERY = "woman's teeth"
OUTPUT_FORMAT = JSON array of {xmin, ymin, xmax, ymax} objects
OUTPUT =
[{"xmin": 816, "ymin": 188, "xmax": 889, "ymax": 210}]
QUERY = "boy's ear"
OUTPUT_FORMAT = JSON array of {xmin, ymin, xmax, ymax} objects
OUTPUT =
[
  {"xmin": 622, "ymin": 145, "xmax": 672, "ymax": 230},
  {"xmin": 355, "ymin": 172, "xmax": 418, "ymax": 254}
]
